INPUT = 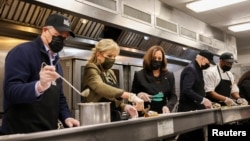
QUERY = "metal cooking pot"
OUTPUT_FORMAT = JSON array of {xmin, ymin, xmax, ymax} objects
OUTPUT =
[{"xmin": 78, "ymin": 102, "xmax": 111, "ymax": 126}]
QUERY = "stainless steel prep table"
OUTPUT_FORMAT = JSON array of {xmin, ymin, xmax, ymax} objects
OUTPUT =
[
  {"xmin": 216, "ymin": 105, "xmax": 250, "ymax": 124},
  {"xmin": 1, "ymin": 106, "xmax": 250, "ymax": 141},
  {"xmin": 0, "ymin": 109, "xmax": 217, "ymax": 141}
]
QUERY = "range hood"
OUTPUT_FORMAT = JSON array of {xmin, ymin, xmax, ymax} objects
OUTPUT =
[{"xmin": 0, "ymin": 0, "xmax": 208, "ymax": 65}]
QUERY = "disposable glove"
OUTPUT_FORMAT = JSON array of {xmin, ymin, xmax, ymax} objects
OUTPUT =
[
  {"xmin": 162, "ymin": 106, "xmax": 170, "ymax": 114},
  {"xmin": 224, "ymin": 97, "xmax": 237, "ymax": 106},
  {"xmin": 124, "ymin": 104, "xmax": 138, "ymax": 119},
  {"xmin": 202, "ymin": 98, "xmax": 213, "ymax": 109},
  {"xmin": 81, "ymin": 88, "xmax": 90, "ymax": 97},
  {"xmin": 138, "ymin": 92, "xmax": 152, "ymax": 102},
  {"xmin": 236, "ymin": 98, "xmax": 248, "ymax": 105},
  {"xmin": 128, "ymin": 93, "xmax": 144, "ymax": 111},
  {"xmin": 39, "ymin": 65, "xmax": 59, "ymax": 92},
  {"xmin": 128, "ymin": 93, "xmax": 143, "ymax": 103}
]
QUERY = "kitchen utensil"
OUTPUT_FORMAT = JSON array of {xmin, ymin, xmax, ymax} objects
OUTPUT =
[
  {"xmin": 151, "ymin": 98, "xmax": 163, "ymax": 102},
  {"xmin": 153, "ymin": 92, "xmax": 164, "ymax": 98},
  {"xmin": 41, "ymin": 62, "xmax": 83, "ymax": 96},
  {"xmin": 59, "ymin": 75, "xmax": 83, "ymax": 96},
  {"xmin": 151, "ymin": 92, "xmax": 164, "ymax": 101}
]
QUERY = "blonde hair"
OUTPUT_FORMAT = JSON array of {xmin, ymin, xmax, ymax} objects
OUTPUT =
[{"xmin": 88, "ymin": 39, "xmax": 120, "ymax": 63}]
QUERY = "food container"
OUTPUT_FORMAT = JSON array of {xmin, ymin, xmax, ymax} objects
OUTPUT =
[{"xmin": 78, "ymin": 102, "xmax": 111, "ymax": 126}]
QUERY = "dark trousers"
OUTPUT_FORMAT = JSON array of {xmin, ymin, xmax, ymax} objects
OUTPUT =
[
  {"xmin": 177, "ymin": 128, "xmax": 205, "ymax": 141},
  {"xmin": 0, "ymin": 127, "xmax": 5, "ymax": 136}
]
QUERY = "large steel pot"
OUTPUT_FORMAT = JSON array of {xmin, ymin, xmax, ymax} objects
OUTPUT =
[{"xmin": 78, "ymin": 102, "xmax": 111, "ymax": 126}]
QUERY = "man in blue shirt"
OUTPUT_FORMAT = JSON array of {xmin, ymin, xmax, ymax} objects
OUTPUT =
[{"xmin": 1, "ymin": 13, "xmax": 80, "ymax": 135}]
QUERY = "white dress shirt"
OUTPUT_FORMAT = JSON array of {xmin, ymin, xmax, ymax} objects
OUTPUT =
[{"xmin": 35, "ymin": 45, "xmax": 58, "ymax": 96}]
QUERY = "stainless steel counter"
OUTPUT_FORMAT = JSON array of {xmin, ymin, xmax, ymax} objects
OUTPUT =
[
  {"xmin": 0, "ymin": 106, "xmax": 249, "ymax": 141},
  {"xmin": 0, "ymin": 109, "xmax": 217, "ymax": 141},
  {"xmin": 216, "ymin": 105, "xmax": 250, "ymax": 124}
]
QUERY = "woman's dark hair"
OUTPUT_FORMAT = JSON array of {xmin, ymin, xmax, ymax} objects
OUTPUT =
[
  {"xmin": 143, "ymin": 45, "xmax": 168, "ymax": 73},
  {"xmin": 238, "ymin": 70, "xmax": 250, "ymax": 86}
]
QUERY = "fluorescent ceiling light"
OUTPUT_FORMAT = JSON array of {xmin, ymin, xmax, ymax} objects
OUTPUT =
[
  {"xmin": 228, "ymin": 23, "xmax": 250, "ymax": 32},
  {"xmin": 186, "ymin": 0, "xmax": 246, "ymax": 12}
]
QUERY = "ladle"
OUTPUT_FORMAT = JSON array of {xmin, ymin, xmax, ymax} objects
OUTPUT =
[{"xmin": 41, "ymin": 62, "xmax": 84, "ymax": 96}]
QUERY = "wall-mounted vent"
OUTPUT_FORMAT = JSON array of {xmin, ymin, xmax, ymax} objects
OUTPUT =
[
  {"xmin": 99, "ymin": 26, "xmax": 122, "ymax": 41},
  {"xmin": 155, "ymin": 17, "xmax": 178, "ymax": 34},
  {"xmin": 199, "ymin": 34, "xmax": 212, "ymax": 46},
  {"xmin": 180, "ymin": 26, "xmax": 197, "ymax": 40},
  {"xmin": 123, "ymin": 4, "xmax": 151, "ymax": 25},
  {"xmin": 213, "ymin": 39, "xmax": 225, "ymax": 49},
  {"xmin": 78, "ymin": 0, "xmax": 118, "ymax": 13}
]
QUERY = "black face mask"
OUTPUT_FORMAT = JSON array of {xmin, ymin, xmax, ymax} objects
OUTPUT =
[
  {"xmin": 201, "ymin": 63, "xmax": 210, "ymax": 70},
  {"xmin": 221, "ymin": 65, "xmax": 232, "ymax": 72},
  {"xmin": 151, "ymin": 60, "xmax": 162, "ymax": 70},
  {"xmin": 101, "ymin": 57, "xmax": 115, "ymax": 70},
  {"xmin": 49, "ymin": 36, "xmax": 65, "ymax": 53}
]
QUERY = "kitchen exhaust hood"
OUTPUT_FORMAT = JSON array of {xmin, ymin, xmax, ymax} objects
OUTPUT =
[{"xmin": 0, "ymin": 0, "xmax": 214, "ymax": 65}]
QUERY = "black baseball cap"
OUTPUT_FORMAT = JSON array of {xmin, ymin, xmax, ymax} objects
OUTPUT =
[
  {"xmin": 199, "ymin": 50, "xmax": 215, "ymax": 65},
  {"xmin": 220, "ymin": 52, "xmax": 238, "ymax": 63},
  {"xmin": 45, "ymin": 13, "xmax": 75, "ymax": 37}
]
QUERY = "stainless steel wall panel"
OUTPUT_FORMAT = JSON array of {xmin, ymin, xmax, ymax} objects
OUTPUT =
[
  {"xmin": 129, "ymin": 65, "xmax": 143, "ymax": 91},
  {"xmin": 72, "ymin": 59, "xmax": 88, "ymax": 109},
  {"xmin": 60, "ymin": 57, "xmax": 74, "ymax": 112},
  {"xmin": 0, "ymin": 51, "xmax": 7, "ymax": 113}
]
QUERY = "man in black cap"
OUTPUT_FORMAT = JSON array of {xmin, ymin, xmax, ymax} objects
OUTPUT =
[
  {"xmin": 204, "ymin": 52, "xmax": 248, "ymax": 107},
  {"xmin": 1, "ymin": 13, "xmax": 79, "ymax": 135},
  {"xmin": 177, "ymin": 50, "xmax": 215, "ymax": 141}
]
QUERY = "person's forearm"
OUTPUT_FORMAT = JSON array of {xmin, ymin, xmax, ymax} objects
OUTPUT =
[
  {"xmin": 231, "ymin": 92, "xmax": 240, "ymax": 99},
  {"xmin": 207, "ymin": 91, "xmax": 227, "ymax": 101},
  {"xmin": 121, "ymin": 91, "xmax": 131, "ymax": 99}
]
